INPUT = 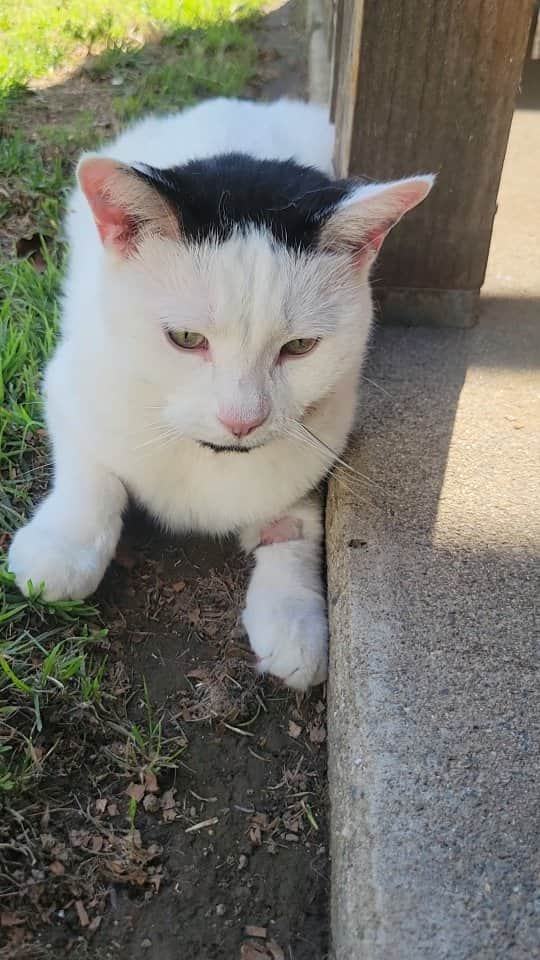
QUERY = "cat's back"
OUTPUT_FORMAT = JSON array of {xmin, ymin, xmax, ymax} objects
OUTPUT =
[{"xmin": 107, "ymin": 98, "xmax": 335, "ymax": 173}]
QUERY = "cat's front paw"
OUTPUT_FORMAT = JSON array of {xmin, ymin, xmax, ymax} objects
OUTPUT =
[
  {"xmin": 243, "ymin": 592, "xmax": 328, "ymax": 691},
  {"xmin": 8, "ymin": 521, "xmax": 110, "ymax": 601}
]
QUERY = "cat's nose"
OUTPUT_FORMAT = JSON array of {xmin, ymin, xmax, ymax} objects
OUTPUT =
[{"xmin": 218, "ymin": 409, "xmax": 269, "ymax": 438}]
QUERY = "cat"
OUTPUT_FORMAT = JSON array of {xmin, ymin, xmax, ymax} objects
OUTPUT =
[{"xmin": 8, "ymin": 97, "xmax": 433, "ymax": 690}]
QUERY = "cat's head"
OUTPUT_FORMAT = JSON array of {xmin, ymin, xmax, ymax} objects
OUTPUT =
[{"xmin": 78, "ymin": 153, "xmax": 433, "ymax": 451}]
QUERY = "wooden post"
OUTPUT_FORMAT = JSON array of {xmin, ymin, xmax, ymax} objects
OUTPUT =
[{"xmin": 332, "ymin": 0, "xmax": 534, "ymax": 326}]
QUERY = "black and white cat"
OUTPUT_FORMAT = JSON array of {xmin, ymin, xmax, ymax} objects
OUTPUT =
[{"xmin": 8, "ymin": 97, "xmax": 433, "ymax": 689}]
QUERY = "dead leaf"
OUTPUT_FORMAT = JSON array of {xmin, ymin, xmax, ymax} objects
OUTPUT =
[
  {"xmin": 308, "ymin": 723, "xmax": 326, "ymax": 744},
  {"xmin": 240, "ymin": 943, "xmax": 268, "ymax": 960},
  {"xmin": 186, "ymin": 668, "xmax": 210, "ymax": 681},
  {"xmin": 143, "ymin": 794, "xmax": 160, "ymax": 813},
  {"xmin": 88, "ymin": 916, "xmax": 102, "ymax": 933},
  {"xmin": 249, "ymin": 824, "xmax": 262, "ymax": 845},
  {"xmin": 15, "ymin": 233, "xmax": 47, "ymax": 272},
  {"xmin": 144, "ymin": 770, "xmax": 158, "ymax": 794},
  {"xmin": 5, "ymin": 926, "xmax": 26, "ymax": 948},
  {"xmin": 248, "ymin": 812, "xmax": 271, "ymax": 846},
  {"xmin": 48, "ymin": 860, "xmax": 65, "ymax": 876},
  {"xmin": 267, "ymin": 942, "xmax": 285, "ymax": 960},
  {"xmin": 91, "ymin": 835, "xmax": 104, "ymax": 853},
  {"xmin": 171, "ymin": 580, "xmax": 186, "ymax": 592},
  {"xmin": 251, "ymin": 813, "xmax": 269, "ymax": 828},
  {"xmin": 161, "ymin": 788, "xmax": 177, "ymax": 822},
  {"xmin": 189, "ymin": 606, "xmax": 201, "ymax": 625},
  {"xmin": 75, "ymin": 900, "xmax": 89, "ymax": 928},
  {"xmin": 29, "ymin": 744, "xmax": 45, "ymax": 763},
  {"xmin": 282, "ymin": 813, "xmax": 299, "ymax": 833},
  {"xmin": 70, "ymin": 830, "xmax": 90, "ymax": 848},
  {"xmin": 95, "ymin": 798, "xmax": 108, "ymax": 814},
  {"xmin": 126, "ymin": 782, "xmax": 145, "ymax": 802},
  {"xmin": 107, "ymin": 802, "xmax": 119, "ymax": 816},
  {"xmin": 288, "ymin": 720, "xmax": 302, "ymax": 739},
  {"xmin": 0, "ymin": 912, "xmax": 24, "ymax": 927}
]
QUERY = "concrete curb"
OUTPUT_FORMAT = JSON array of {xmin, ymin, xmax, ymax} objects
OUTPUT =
[{"xmin": 326, "ymin": 305, "xmax": 540, "ymax": 959}]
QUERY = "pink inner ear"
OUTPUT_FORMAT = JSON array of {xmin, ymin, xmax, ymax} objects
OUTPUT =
[
  {"xmin": 352, "ymin": 177, "xmax": 434, "ymax": 265},
  {"xmin": 78, "ymin": 158, "xmax": 136, "ymax": 255},
  {"xmin": 356, "ymin": 220, "xmax": 393, "ymax": 262}
]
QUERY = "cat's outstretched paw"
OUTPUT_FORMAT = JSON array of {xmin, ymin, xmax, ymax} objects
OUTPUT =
[
  {"xmin": 8, "ymin": 521, "xmax": 111, "ymax": 601},
  {"xmin": 243, "ymin": 593, "xmax": 328, "ymax": 691}
]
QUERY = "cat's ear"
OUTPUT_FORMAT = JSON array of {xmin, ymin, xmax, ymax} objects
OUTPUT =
[
  {"xmin": 77, "ymin": 156, "xmax": 180, "ymax": 256},
  {"xmin": 319, "ymin": 175, "xmax": 435, "ymax": 265}
]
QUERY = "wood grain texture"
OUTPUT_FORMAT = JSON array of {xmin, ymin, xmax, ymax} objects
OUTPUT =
[
  {"xmin": 333, "ymin": 0, "xmax": 533, "ymax": 293},
  {"xmin": 329, "ymin": 0, "xmax": 344, "ymax": 120}
]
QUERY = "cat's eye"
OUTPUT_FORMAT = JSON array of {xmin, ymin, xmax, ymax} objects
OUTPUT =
[
  {"xmin": 280, "ymin": 337, "xmax": 319, "ymax": 357},
  {"xmin": 168, "ymin": 330, "xmax": 207, "ymax": 350}
]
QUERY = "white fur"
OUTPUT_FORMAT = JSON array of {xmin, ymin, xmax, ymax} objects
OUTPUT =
[{"xmin": 8, "ymin": 98, "xmax": 431, "ymax": 690}]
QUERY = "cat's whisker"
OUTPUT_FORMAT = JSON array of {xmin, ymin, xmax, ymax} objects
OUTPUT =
[
  {"xmin": 134, "ymin": 427, "xmax": 180, "ymax": 452},
  {"xmin": 139, "ymin": 419, "xmax": 172, "ymax": 433},
  {"xmin": 285, "ymin": 444, "xmax": 371, "ymax": 507},
  {"xmin": 280, "ymin": 425, "xmax": 372, "ymax": 505},
  {"xmin": 361, "ymin": 375, "xmax": 394, "ymax": 399},
  {"xmin": 287, "ymin": 419, "xmax": 386, "ymax": 492},
  {"xmin": 282, "ymin": 422, "xmax": 388, "ymax": 507}
]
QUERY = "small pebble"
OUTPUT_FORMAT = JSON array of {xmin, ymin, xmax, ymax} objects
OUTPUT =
[
  {"xmin": 238, "ymin": 854, "xmax": 248, "ymax": 871},
  {"xmin": 141, "ymin": 938, "xmax": 152, "ymax": 949},
  {"xmin": 216, "ymin": 903, "xmax": 226, "ymax": 916}
]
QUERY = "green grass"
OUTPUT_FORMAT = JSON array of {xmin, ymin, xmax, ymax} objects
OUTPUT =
[
  {"xmin": 0, "ymin": 1, "xmax": 263, "ymax": 934},
  {"xmin": 0, "ymin": 0, "xmax": 262, "ymax": 94},
  {"xmin": 0, "ymin": 247, "xmax": 60, "ymax": 535},
  {"xmin": 0, "ymin": 0, "xmax": 262, "ymax": 850},
  {"xmin": 0, "ymin": 565, "xmax": 106, "ymax": 790}
]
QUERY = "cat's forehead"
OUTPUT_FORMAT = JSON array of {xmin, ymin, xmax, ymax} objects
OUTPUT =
[
  {"xmin": 201, "ymin": 230, "xmax": 304, "ymax": 332},
  {"xmin": 138, "ymin": 227, "xmax": 346, "ymax": 342},
  {"xmin": 133, "ymin": 153, "xmax": 351, "ymax": 253}
]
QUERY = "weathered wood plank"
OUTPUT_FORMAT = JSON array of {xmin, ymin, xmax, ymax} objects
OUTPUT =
[
  {"xmin": 332, "ymin": 0, "xmax": 533, "ymax": 320},
  {"xmin": 329, "ymin": 0, "xmax": 344, "ymax": 120}
]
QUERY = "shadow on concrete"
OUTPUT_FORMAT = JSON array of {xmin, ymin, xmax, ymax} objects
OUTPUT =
[{"xmin": 327, "ymin": 36, "xmax": 539, "ymax": 959}]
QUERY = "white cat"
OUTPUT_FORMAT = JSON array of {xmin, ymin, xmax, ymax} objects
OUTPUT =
[{"xmin": 8, "ymin": 97, "xmax": 433, "ymax": 690}]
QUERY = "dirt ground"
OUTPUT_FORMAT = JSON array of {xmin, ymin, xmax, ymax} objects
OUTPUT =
[
  {"xmin": 2, "ymin": 3, "xmax": 330, "ymax": 959},
  {"xmin": 81, "ymin": 511, "xmax": 328, "ymax": 960}
]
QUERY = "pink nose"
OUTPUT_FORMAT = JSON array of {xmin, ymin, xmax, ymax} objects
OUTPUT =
[{"xmin": 218, "ymin": 410, "xmax": 268, "ymax": 438}]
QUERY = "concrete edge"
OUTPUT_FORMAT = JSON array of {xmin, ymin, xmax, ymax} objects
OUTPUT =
[{"xmin": 325, "ymin": 481, "xmax": 380, "ymax": 960}]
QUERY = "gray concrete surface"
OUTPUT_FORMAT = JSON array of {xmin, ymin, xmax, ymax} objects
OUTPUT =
[{"xmin": 326, "ymin": 59, "xmax": 540, "ymax": 960}]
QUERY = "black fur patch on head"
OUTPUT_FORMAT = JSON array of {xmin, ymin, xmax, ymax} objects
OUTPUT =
[{"xmin": 131, "ymin": 153, "xmax": 352, "ymax": 251}]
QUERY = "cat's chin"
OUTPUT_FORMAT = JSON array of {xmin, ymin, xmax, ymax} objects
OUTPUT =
[{"xmin": 198, "ymin": 440, "xmax": 265, "ymax": 454}]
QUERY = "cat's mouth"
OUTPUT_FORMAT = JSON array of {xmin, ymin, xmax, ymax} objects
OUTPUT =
[{"xmin": 198, "ymin": 441, "xmax": 265, "ymax": 454}]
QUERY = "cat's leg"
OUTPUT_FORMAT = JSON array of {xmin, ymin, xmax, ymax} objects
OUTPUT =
[
  {"xmin": 8, "ymin": 433, "xmax": 126, "ymax": 601},
  {"xmin": 240, "ymin": 496, "xmax": 327, "ymax": 691}
]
